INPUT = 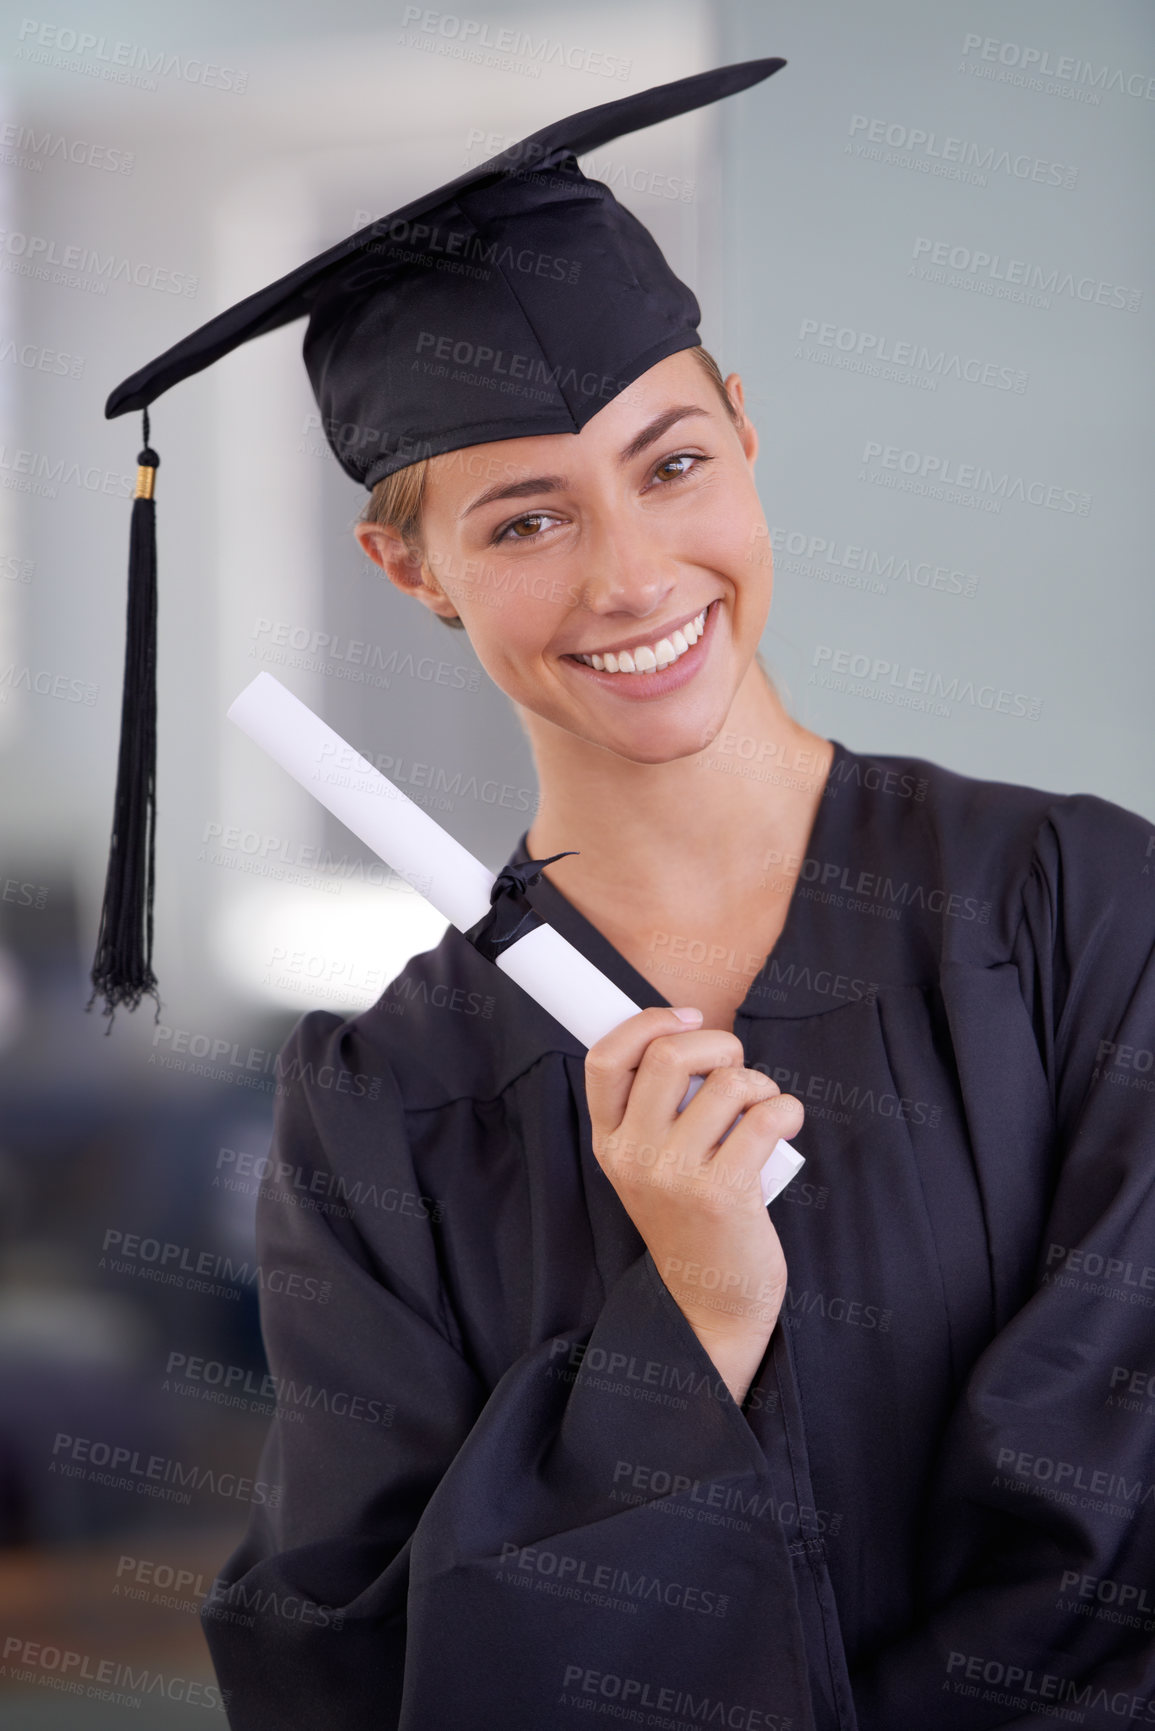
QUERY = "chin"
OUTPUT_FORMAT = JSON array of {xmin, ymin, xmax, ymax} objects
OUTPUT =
[{"xmin": 576, "ymin": 690, "xmax": 736, "ymax": 765}]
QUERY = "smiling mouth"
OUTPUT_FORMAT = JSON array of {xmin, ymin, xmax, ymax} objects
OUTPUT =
[{"xmin": 564, "ymin": 600, "xmax": 718, "ymax": 675}]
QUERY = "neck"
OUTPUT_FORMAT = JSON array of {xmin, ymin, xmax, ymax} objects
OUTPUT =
[{"xmin": 520, "ymin": 660, "xmax": 834, "ymax": 920}]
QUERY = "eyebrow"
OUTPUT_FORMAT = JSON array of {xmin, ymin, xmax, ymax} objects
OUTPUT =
[{"xmin": 458, "ymin": 404, "xmax": 712, "ymax": 519}]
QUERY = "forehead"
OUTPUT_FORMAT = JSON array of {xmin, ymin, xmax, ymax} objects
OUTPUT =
[{"xmin": 423, "ymin": 349, "xmax": 717, "ymax": 507}]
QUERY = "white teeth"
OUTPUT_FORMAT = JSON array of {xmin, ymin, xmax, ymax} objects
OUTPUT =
[{"xmin": 576, "ymin": 605, "xmax": 710, "ymax": 673}]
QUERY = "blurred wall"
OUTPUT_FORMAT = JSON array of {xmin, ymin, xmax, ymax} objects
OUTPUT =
[{"xmin": 716, "ymin": 0, "xmax": 1153, "ymax": 809}]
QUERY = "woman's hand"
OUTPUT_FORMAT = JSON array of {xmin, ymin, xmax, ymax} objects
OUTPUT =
[{"xmin": 584, "ymin": 1006, "xmax": 804, "ymax": 1406}]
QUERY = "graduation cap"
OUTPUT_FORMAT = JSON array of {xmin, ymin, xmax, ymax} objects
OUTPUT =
[{"xmin": 91, "ymin": 54, "xmax": 786, "ymax": 1020}]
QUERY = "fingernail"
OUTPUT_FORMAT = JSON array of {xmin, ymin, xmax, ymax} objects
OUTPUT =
[{"xmin": 673, "ymin": 1007, "xmax": 703, "ymax": 1023}]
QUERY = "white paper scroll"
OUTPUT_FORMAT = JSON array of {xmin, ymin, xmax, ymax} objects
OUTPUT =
[{"xmin": 227, "ymin": 673, "xmax": 804, "ymax": 1205}]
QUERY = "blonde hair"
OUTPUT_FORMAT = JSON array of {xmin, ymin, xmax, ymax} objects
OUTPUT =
[{"xmin": 359, "ymin": 345, "xmax": 744, "ymax": 631}]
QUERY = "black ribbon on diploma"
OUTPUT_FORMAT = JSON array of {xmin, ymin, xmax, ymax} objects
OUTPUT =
[{"xmin": 463, "ymin": 851, "xmax": 579, "ymax": 966}]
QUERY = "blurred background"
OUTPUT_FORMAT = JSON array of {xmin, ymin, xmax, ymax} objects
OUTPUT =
[{"xmin": 0, "ymin": 0, "xmax": 1151, "ymax": 1720}]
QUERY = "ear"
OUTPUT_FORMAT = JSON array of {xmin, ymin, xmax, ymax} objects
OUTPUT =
[
  {"xmin": 723, "ymin": 372, "xmax": 758, "ymax": 469},
  {"xmin": 353, "ymin": 522, "xmax": 460, "ymax": 622}
]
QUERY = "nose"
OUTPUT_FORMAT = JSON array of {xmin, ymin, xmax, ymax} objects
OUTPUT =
[{"xmin": 574, "ymin": 506, "xmax": 678, "ymax": 624}]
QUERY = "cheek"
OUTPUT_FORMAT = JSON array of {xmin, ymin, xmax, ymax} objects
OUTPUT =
[
  {"xmin": 428, "ymin": 541, "xmax": 510, "ymax": 629},
  {"xmin": 684, "ymin": 489, "xmax": 769, "ymax": 587},
  {"xmin": 458, "ymin": 579, "xmax": 568, "ymax": 686}
]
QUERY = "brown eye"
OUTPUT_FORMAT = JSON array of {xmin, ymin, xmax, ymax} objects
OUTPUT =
[
  {"xmin": 510, "ymin": 515, "xmax": 545, "ymax": 537},
  {"xmin": 492, "ymin": 509, "xmax": 562, "ymax": 546},
  {"xmin": 653, "ymin": 452, "xmax": 708, "ymax": 486}
]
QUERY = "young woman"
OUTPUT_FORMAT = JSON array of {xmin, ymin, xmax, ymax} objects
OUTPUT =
[
  {"xmin": 90, "ymin": 46, "xmax": 1152, "ymax": 1731},
  {"xmin": 201, "ymin": 341, "xmax": 1155, "ymax": 1728}
]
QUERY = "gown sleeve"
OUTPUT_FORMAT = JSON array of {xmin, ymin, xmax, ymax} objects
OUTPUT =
[
  {"xmin": 848, "ymin": 791, "xmax": 1155, "ymax": 1729},
  {"xmin": 201, "ymin": 1011, "xmax": 828, "ymax": 1730}
]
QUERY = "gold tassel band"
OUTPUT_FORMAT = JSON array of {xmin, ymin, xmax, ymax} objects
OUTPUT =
[{"xmin": 134, "ymin": 463, "xmax": 157, "ymax": 501}]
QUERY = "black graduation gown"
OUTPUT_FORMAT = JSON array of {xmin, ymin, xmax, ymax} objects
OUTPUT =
[{"xmin": 202, "ymin": 739, "xmax": 1155, "ymax": 1730}]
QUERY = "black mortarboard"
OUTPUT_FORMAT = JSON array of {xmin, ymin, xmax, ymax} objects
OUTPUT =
[{"xmin": 90, "ymin": 55, "xmax": 785, "ymax": 1019}]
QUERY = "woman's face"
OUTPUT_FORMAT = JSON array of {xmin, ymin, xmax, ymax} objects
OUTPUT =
[{"xmin": 360, "ymin": 348, "xmax": 772, "ymax": 766}]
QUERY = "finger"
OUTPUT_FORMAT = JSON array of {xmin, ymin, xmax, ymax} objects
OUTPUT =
[
  {"xmin": 624, "ymin": 1029, "xmax": 752, "ymax": 1131},
  {"xmin": 583, "ymin": 1007, "xmax": 740, "ymax": 1138},
  {"xmin": 673, "ymin": 1065, "xmax": 784, "ymax": 1149},
  {"xmin": 702, "ymin": 1094, "xmax": 807, "ymax": 1210},
  {"xmin": 628, "ymin": 1071, "xmax": 788, "ymax": 1199}
]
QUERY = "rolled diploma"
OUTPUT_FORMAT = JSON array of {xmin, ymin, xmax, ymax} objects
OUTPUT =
[{"xmin": 227, "ymin": 673, "xmax": 804, "ymax": 1206}]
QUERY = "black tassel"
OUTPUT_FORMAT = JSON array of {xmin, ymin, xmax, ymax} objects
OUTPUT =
[{"xmin": 88, "ymin": 409, "xmax": 160, "ymax": 1024}]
